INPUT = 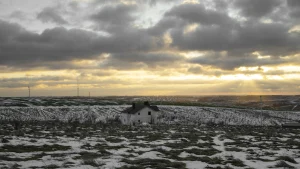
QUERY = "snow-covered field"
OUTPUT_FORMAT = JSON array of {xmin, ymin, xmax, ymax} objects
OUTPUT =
[
  {"xmin": 1, "ymin": 105, "xmax": 300, "ymax": 125},
  {"xmin": 0, "ymin": 124, "xmax": 300, "ymax": 169},
  {"xmin": 1, "ymin": 105, "xmax": 300, "ymax": 168}
]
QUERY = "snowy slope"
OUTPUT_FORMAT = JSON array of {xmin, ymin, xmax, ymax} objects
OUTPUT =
[{"xmin": 0, "ymin": 105, "xmax": 299, "ymax": 125}]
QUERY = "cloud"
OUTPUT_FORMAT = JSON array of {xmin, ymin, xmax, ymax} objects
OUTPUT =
[
  {"xmin": 0, "ymin": 75, "xmax": 71, "ymax": 88},
  {"xmin": 164, "ymin": 4, "xmax": 298, "ymax": 54},
  {"xmin": 1, "ymin": 0, "xmax": 300, "ymax": 75},
  {"xmin": 287, "ymin": 0, "xmax": 300, "ymax": 19},
  {"xmin": 165, "ymin": 3, "xmax": 235, "ymax": 26},
  {"xmin": 143, "ymin": 2, "xmax": 300, "ymax": 70},
  {"xmin": 188, "ymin": 51, "xmax": 292, "ymax": 70},
  {"xmin": 9, "ymin": 10, "xmax": 27, "ymax": 20},
  {"xmin": 0, "ymin": 21, "xmax": 102, "ymax": 67},
  {"xmin": 147, "ymin": 16, "xmax": 181, "ymax": 36},
  {"xmin": 187, "ymin": 66, "xmax": 202, "ymax": 74},
  {"xmin": 233, "ymin": 0, "xmax": 281, "ymax": 18},
  {"xmin": 287, "ymin": 0, "xmax": 300, "ymax": 8},
  {"xmin": 68, "ymin": 1, "xmax": 79, "ymax": 10},
  {"xmin": 90, "ymin": 4, "xmax": 137, "ymax": 32},
  {"xmin": 101, "ymin": 52, "xmax": 185, "ymax": 70},
  {"xmin": 0, "ymin": 19, "xmax": 162, "ymax": 69},
  {"xmin": 37, "ymin": 7, "xmax": 68, "ymax": 25}
]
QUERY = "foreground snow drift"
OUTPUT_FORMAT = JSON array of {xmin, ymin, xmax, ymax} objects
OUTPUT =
[
  {"xmin": 0, "ymin": 105, "xmax": 300, "ymax": 125},
  {"xmin": 1, "ymin": 124, "xmax": 300, "ymax": 169}
]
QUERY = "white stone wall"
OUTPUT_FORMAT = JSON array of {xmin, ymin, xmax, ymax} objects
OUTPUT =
[
  {"xmin": 120, "ymin": 107, "xmax": 158, "ymax": 125},
  {"xmin": 120, "ymin": 113, "xmax": 131, "ymax": 125}
]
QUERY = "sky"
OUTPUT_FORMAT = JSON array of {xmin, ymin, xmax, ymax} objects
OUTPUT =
[{"xmin": 0, "ymin": 0, "xmax": 300, "ymax": 96}]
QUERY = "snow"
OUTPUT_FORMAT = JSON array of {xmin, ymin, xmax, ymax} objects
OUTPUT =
[
  {"xmin": 184, "ymin": 161, "xmax": 208, "ymax": 169},
  {"xmin": 132, "ymin": 147, "xmax": 152, "ymax": 152},
  {"xmin": 160, "ymin": 146, "xmax": 172, "ymax": 151},
  {"xmin": 238, "ymin": 135, "xmax": 255, "ymax": 140},
  {"xmin": 106, "ymin": 141, "xmax": 129, "ymax": 147},
  {"xmin": 213, "ymin": 134, "xmax": 225, "ymax": 152},
  {"xmin": 138, "ymin": 151, "xmax": 163, "ymax": 159},
  {"xmin": 178, "ymin": 151, "xmax": 190, "ymax": 158},
  {"xmin": 1, "ymin": 105, "xmax": 300, "ymax": 125},
  {"xmin": 197, "ymin": 139, "xmax": 207, "ymax": 144},
  {"xmin": 107, "ymin": 148, "xmax": 131, "ymax": 155},
  {"xmin": 100, "ymin": 158, "xmax": 125, "ymax": 169},
  {"xmin": 136, "ymin": 136, "xmax": 145, "ymax": 139}
]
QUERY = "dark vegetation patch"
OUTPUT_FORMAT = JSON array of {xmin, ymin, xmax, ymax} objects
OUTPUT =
[
  {"xmin": 81, "ymin": 159, "xmax": 104, "ymax": 167},
  {"xmin": 246, "ymin": 156, "xmax": 274, "ymax": 162},
  {"xmin": 121, "ymin": 158, "xmax": 186, "ymax": 169},
  {"xmin": 105, "ymin": 137, "xmax": 125, "ymax": 143},
  {"xmin": 205, "ymin": 166, "xmax": 234, "ymax": 169},
  {"xmin": 181, "ymin": 156, "xmax": 224, "ymax": 164},
  {"xmin": 276, "ymin": 156, "xmax": 298, "ymax": 164},
  {"xmin": 184, "ymin": 148, "xmax": 221, "ymax": 156},
  {"xmin": 0, "ymin": 144, "xmax": 71, "ymax": 153},
  {"xmin": 74, "ymin": 151, "xmax": 109, "ymax": 160},
  {"xmin": 273, "ymin": 161, "xmax": 295, "ymax": 169},
  {"xmin": 42, "ymin": 164, "xmax": 60, "ymax": 169},
  {"xmin": 0, "ymin": 153, "xmax": 46, "ymax": 161},
  {"xmin": 225, "ymin": 147, "xmax": 243, "ymax": 152},
  {"xmin": 225, "ymin": 155, "xmax": 246, "ymax": 167}
]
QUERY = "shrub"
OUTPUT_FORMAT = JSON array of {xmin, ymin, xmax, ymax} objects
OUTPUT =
[
  {"xmin": 276, "ymin": 156, "xmax": 297, "ymax": 164},
  {"xmin": 74, "ymin": 151, "xmax": 103, "ymax": 160},
  {"xmin": 274, "ymin": 161, "xmax": 295, "ymax": 168},
  {"xmin": 82, "ymin": 159, "xmax": 101, "ymax": 167},
  {"xmin": 225, "ymin": 147, "xmax": 243, "ymax": 152},
  {"xmin": 1, "ymin": 138, "xmax": 9, "ymax": 143}
]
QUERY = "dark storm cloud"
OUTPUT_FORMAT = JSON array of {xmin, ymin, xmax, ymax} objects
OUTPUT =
[
  {"xmin": 0, "ymin": 20, "xmax": 160, "ymax": 69},
  {"xmin": 37, "ymin": 7, "xmax": 68, "ymax": 25},
  {"xmin": 188, "ymin": 52, "xmax": 290, "ymax": 70},
  {"xmin": 1, "ymin": 0, "xmax": 300, "ymax": 72},
  {"xmin": 233, "ymin": 0, "xmax": 281, "ymax": 18},
  {"xmin": 287, "ymin": 0, "xmax": 300, "ymax": 7},
  {"xmin": 165, "ymin": 3, "xmax": 235, "ymax": 26},
  {"xmin": 147, "ymin": 17, "xmax": 179, "ymax": 36},
  {"xmin": 144, "ymin": 2, "xmax": 300, "ymax": 69},
  {"xmin": 287, "ymin": 0, "xmax": 300, "ymax": 19},
  {"xmin": 0, "ymin": 21, "xmax": 101, "ymax": 66},
  {"xmin": 90, "ymin": 4, "xmax": 137, "ymax": 32},
  {"xmin": 290, "ymin": 9, "xmax": 300, "ymax": 18},
  {"xmin": 89, "ymin": 3, "xmax": 160, "ymax": 50},
  {"xmin": 164, "ymin": 3, "xmax": 297, "ymax": 53}
]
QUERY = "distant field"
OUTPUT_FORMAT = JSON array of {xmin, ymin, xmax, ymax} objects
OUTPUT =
[
  {"xmin": 1, "ymin": 105, "xmax": 300, "ymax": 125},
  {"xmin": 0, "ymin": 123, "xmax": 300, "ymax": 169},
  {"xmin": 1, "ymin": 95, "xmax": 300, "ymax": 111}
]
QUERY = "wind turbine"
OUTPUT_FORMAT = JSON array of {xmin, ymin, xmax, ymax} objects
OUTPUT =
[
  {"xmin": 77, "ymin": 77, "xmax": 79, "ymax": 97},
  {"xmin": 260, "ymin": 95, "xmax": 263, "ymax": 126},
  {"xmin": 28, "ymin": 86, "xmax": 31, "ymax": 98},
  {"xmin": 27, "ymin": 75, "xmax": 31, "ymax": 98}
]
